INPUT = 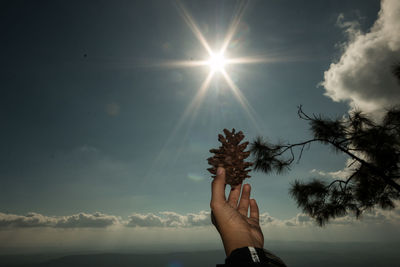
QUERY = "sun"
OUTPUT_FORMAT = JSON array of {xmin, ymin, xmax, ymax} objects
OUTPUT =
[
  {"xmin": 151, "ymin": 0, "xmax": 268, "ymax": 140},
  {"xmin": 149, "ymin": 1, "xmax": 269, "ymax": 168},
  {"xmin": 208, "ymin": 51, "xmax": 226, "ymax": 72}
]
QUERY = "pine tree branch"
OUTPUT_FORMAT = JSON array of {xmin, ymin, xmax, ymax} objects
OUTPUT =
[
  {"xmin": 347, "ymin": 159, "xmax": 358, "ymax": 168},
  {"xmin": 343, "ymin": 171, "xmax": 358, "ymax": 192},
  {"xmin": 253, "ymin": 103, "xmax": 400, "ymax": 225},
  {"xmin": 254, "ymin": 136, "xmax": 400, "ymax": 192},
  {"xmin": 325, "ymin": 139, "xmax": 400, "ymax": 193},
  {"xmin": 326, "ymin": 179, "xmax": 346, "ymax": 189}
]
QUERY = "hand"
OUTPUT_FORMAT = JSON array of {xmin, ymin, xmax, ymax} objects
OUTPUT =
[{"xmin": 210, "ymin": 167, "xmax": 264, "ymax": 257}]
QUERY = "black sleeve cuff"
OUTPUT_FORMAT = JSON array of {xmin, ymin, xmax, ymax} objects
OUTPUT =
[{"xmin": 216, "ymin": 246, "xmax": 287, "ymax": 267}]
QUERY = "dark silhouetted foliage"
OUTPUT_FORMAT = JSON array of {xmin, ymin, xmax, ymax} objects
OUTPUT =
[
  {"xmin": 392, "ymin": 62, "xmax": 400, "ymax": 83},
  {"xmin": 251, "ymin": 107, "xmax": 400, "ymax": 226},
  {"xmin": 251, "ymin": 63, "xmax": 400, "ymax": 226}
]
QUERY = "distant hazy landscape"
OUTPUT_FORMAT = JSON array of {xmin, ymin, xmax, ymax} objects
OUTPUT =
[{"xmin": 1, "ymin": 242, "xmax": 399, "ymax": 267}]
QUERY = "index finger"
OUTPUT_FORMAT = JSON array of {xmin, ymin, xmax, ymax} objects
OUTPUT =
[{"xmin": 211, "ymin": 167, "xmax": 226, "ymax": 205}]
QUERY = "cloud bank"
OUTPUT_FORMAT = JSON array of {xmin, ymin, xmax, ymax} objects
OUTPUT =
[
  {"xmin": 1, "ymin": 208, "xmax": 399, "ymax": 253},
  {"xmin": 126, "ymin": 211, "xmax": 211, "ymax": 228},
  {"xmin": 1, "ymin": 207, "xmax": 399, "ymax": 229},
  {"xmin": 0, "ymin": 212, "xmax": 120, "ymax": 228},
  {"xmin": 322, "ymin": 0, "xmax": 400, "ymax": 115}
]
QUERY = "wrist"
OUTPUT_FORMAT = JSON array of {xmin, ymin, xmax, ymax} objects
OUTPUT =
[
  {"xmin": 223, "ymin": 235, "xmax": 263, "ymax": 257},
  {"xmin": 225, "ymin": 246, "xmax": 264, "ymax": 264},
  {"xmin": 224, "ymin": 247, "xmax": 287, "ymax": 267}
]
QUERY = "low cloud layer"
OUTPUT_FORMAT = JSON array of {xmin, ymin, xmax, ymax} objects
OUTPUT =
[
  {"xmin": 260, "ymin": 206, "xmax": 400, "ymax": 228},
  {"xmin": 1, "ymin": 207, "xmax": 399, "ymax": 230},
  {"xmin": 0, "ymin": 212, "xmax": 120, "ymax": 228},
  {"xmin": 126, "ymin": 211, "xmax": 211, "ymax": 228},
  {"xmin": 1, "ymin": 208, "xmax": 399, "ymax": 253},
  {"xmin": 322, "ymin": 0, "xmax": 400, "ymax": 115}
]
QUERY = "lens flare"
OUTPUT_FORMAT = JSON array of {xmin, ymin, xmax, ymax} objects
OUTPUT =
[
  {"xmin": 208, "ymin": 51, "xmax": 226, "ymax": 72},
  {"xmin": 146, "ymin": 1, "xmax": 273, "ymax": 175}
]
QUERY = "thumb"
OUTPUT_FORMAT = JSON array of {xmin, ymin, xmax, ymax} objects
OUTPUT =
[{"xmin": 211, "ymin": 167, "xmax": 226, "ymax": 204}]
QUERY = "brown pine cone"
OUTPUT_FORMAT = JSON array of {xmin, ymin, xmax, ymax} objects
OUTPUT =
[{"xmin": 207, "ymin": 128, "xmax": 253, "ymax": 186}]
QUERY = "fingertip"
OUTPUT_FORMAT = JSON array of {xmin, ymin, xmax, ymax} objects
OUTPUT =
[
  {"xmin": 215, "ymin": 167, "xmax": 226, "ymax": 184},
  {"xmin": 244, "ymin": 183, "xmax": 251, "ymax": 191},
  {"xmin": 231, "ymin": 183, "xmax": 242, "ymax": 190},
  {"xmin": 217, "ymin": 167, "xmax": 225, "ymax": 176},
  {"xmin": 211, "ymin": 167, "xmax": 227, "ymax": 203},
  {"xmin": 250, "ymin": 199, "xmax": 259, "ymax": 208}
]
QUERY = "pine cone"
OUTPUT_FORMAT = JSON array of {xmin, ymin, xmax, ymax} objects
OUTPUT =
[{"xmin": 207, "ymin": 128, "xmax": 253, "ymax": 186}]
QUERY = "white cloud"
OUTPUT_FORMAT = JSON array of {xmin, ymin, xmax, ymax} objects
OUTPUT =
[
  {"xmin": 0, "ymin": 212, "xmax": 57, "ymax": 228},
  {"xmin": 126, "ymin": 211, "xmax": 211, "ymax": 228},
  {"xmin": 259, "ymin": 212, "xmax": 277, "ymax": 225},
  {"xmin": 329, "ymin": 207, "xmax": 400, "ymax": 226},
  {"xmin": 322, "ymin": 0, "xmax": 400, "ymax": 117},
  {"xmin": 1, "ymin": 207, "xmax": 399, "ymax": 230},
  {"xmin": 310, "ymin": 156, "xmax": 364, "ymax": 181},
  {"xmin": 0, "ymin": 212, "xmax": 120, "ymax": 228},
  {"xmin": 185, "ymin": 211, "xmax": 211, "ymax": 227},
  {"xmin": 1, "ymin": 208, "xmax": 400, "ymax": 253},
  {"xmin": 55, "ymin": 212, "xmax": 120, "ymax": 228},
  {"xmin": 259, "ymin": 212, "xmax": 314, "ymax": 227},
  {"xmin": 126, "ymin": 213, "xmax": 165, "ymax": 227},
  {"xmin": 259, "ymin": 203, "xmax": 400, "ymax": 228},
  {"xmin": 310, "ymin": 168, "xmax": 349, "ymax": 180}
]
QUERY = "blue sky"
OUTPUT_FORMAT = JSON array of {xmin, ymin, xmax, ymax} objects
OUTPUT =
[{"xmin": 1, "ymin": 0, "xmax": 400, "ymax": 252}]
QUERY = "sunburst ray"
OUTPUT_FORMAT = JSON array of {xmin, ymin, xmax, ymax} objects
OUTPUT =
[
  {"xmin": 175, "ymin": 1, "xmax": 213, "ymax": 56},
  {"xmin": 221, "ymin": 70, "xmax": 261, "ymax": 132},
  {"xmin": 148, "ymin": 0, "xmax": 273, "ymax": 175},
  {"xmin": 220, "ymin": 0, "xmax": 249, "ymax": 54}
]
